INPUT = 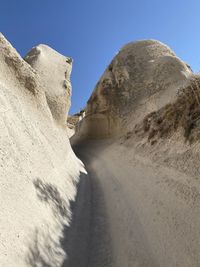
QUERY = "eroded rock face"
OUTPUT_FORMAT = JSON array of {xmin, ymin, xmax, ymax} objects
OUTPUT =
[
  {"xmin": 0, "ymin": 33, "xmax": 85, "ymax": 267},
  {"xmin": 25, "ymin": 45, "xmax": 72, "ymax": 126},
  {"xmin": 77, "ymin": 40, "xmax": 192, "ymax": 139}
]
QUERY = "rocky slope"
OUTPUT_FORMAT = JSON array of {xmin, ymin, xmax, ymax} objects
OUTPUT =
[
  {"xmin": 72, "ymin": 40, "xmax": 200, "ymax": 267},
  {"xmin": 2, "ymin": 32, "xmax": 200, "ymax": 267},
  {"xmin": 73, "ymin": 38, "xmax": 200, "ymax": 200},
  {"xmin": 74, "ymin": 40, "xmax": 192, "ymax": 140},
  {"xmin": 24, "ymin": 44, "xmax": 72, "ymax": 125},
  {"xmin": 0, "ymin": 33, "xmax": 85, "ymax": 267}
]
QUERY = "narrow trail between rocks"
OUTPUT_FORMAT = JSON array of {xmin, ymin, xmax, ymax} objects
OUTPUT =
[{"xmin": 68, "ymin": 140, "xmax": 200, "ymax": 267}]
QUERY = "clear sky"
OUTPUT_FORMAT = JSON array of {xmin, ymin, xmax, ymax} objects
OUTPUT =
[{"xmin": 1, "ymin": 0, "xmax": 200, "ymax": 114}]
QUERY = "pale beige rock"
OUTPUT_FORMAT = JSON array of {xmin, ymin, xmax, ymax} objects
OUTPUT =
[
  {"xmin": 72, "ymin": 40, "xmax": 200, "ymax": 267},
  {"xmin": 0, "ymin": 33, "xmax": 85, "ymax": 267},
  {"xmin": 75, "ymin": 40, "xmax": 192, "ymax": 140},
  {"xmin": 25, "ymin": 44, "xmax": 72, "ymax": 126}
]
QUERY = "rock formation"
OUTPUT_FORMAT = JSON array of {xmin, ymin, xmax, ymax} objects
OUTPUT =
[
  {"xmin": 75, "ymin": 40, "xmax": 192, "ymax": 140},
  {"xmin": 2, "ymin": 32, "xmax": 200, "ymax": 267},
  {"xmin": 71, "ymin": 40, "xmax": 200, "ymax": 267},
  {"xmin": 0, "ymin": 33, "xmax": 85, "ymax": 267},
  {"xmin": 24, "ymin": 45, "xmax": 72, "ymax": 125}
]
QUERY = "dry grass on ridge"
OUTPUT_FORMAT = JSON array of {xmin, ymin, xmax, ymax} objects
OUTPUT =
[{"xmin": 133, "ymin": 75, "xmax": 200, "ymax": 144}]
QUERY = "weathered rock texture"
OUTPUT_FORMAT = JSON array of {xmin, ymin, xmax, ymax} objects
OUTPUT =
[
  {"xmin": 72, "ymin": 39, "xmax": 200, "ymax": 267},
  {"xmin": 133, "ymin": 74, "xmax": 200, "ymax": 144},
  {"xmin": 72, "ymin": 40, "xmax": 200, "ymax": 267},
  {"xmin": 76, "ymin": 40, "xmax": 192, "ymax": 139},
  {"xmin": 0, "ymin": 33, "xmax": 85, "ymax": 267},
  {"xmin": 25, "ymin": 45, "xmax": 72, "ymax": 125}
]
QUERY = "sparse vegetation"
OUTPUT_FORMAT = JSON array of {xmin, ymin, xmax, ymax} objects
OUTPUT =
[{"xmin": 138, "ymin": 75, "xmax": 200, "ymax": 143}]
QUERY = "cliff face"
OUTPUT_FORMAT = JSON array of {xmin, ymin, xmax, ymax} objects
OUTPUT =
[
  {"xmin": 1, "ymin": 32, "xmax": 200, "ymax": 267},
  {"xmin": 0, "ymin": 33, "xmax": 85, "ymax": 267},
  {"xmin": 24, "ymin": 44, "xmax": 72, "ymax": 125},
  {"xmin": 75, "ymin": 40, "xmax": 192, "ymax": 139},
  {"xmin": 71, "ymin": 41, "xmax": 200, "ymax": 267}
]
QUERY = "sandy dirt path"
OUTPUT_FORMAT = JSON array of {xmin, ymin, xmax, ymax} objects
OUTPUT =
[{"xmin": 71, "ymin": 140, "xmax": 200, "ymax": 267}]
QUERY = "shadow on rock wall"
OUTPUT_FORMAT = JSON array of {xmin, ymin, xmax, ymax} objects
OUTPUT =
[
  {"xmin": 26, "ymin": 174, "xmax": 90, "ymax": 267},
  {"xmin": 26, "ymin": 178, "xmax": 73, "ymax": 267}
]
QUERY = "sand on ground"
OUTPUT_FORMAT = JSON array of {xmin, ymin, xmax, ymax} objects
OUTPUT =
[{"xmin": 70, "ymin": 140, "xmax": 200, "ymax": 267}]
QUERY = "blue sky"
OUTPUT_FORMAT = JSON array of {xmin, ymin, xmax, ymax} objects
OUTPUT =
[{"xmin": 1, "ymin": 0, "xmax": 200, "ymax": 114}]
